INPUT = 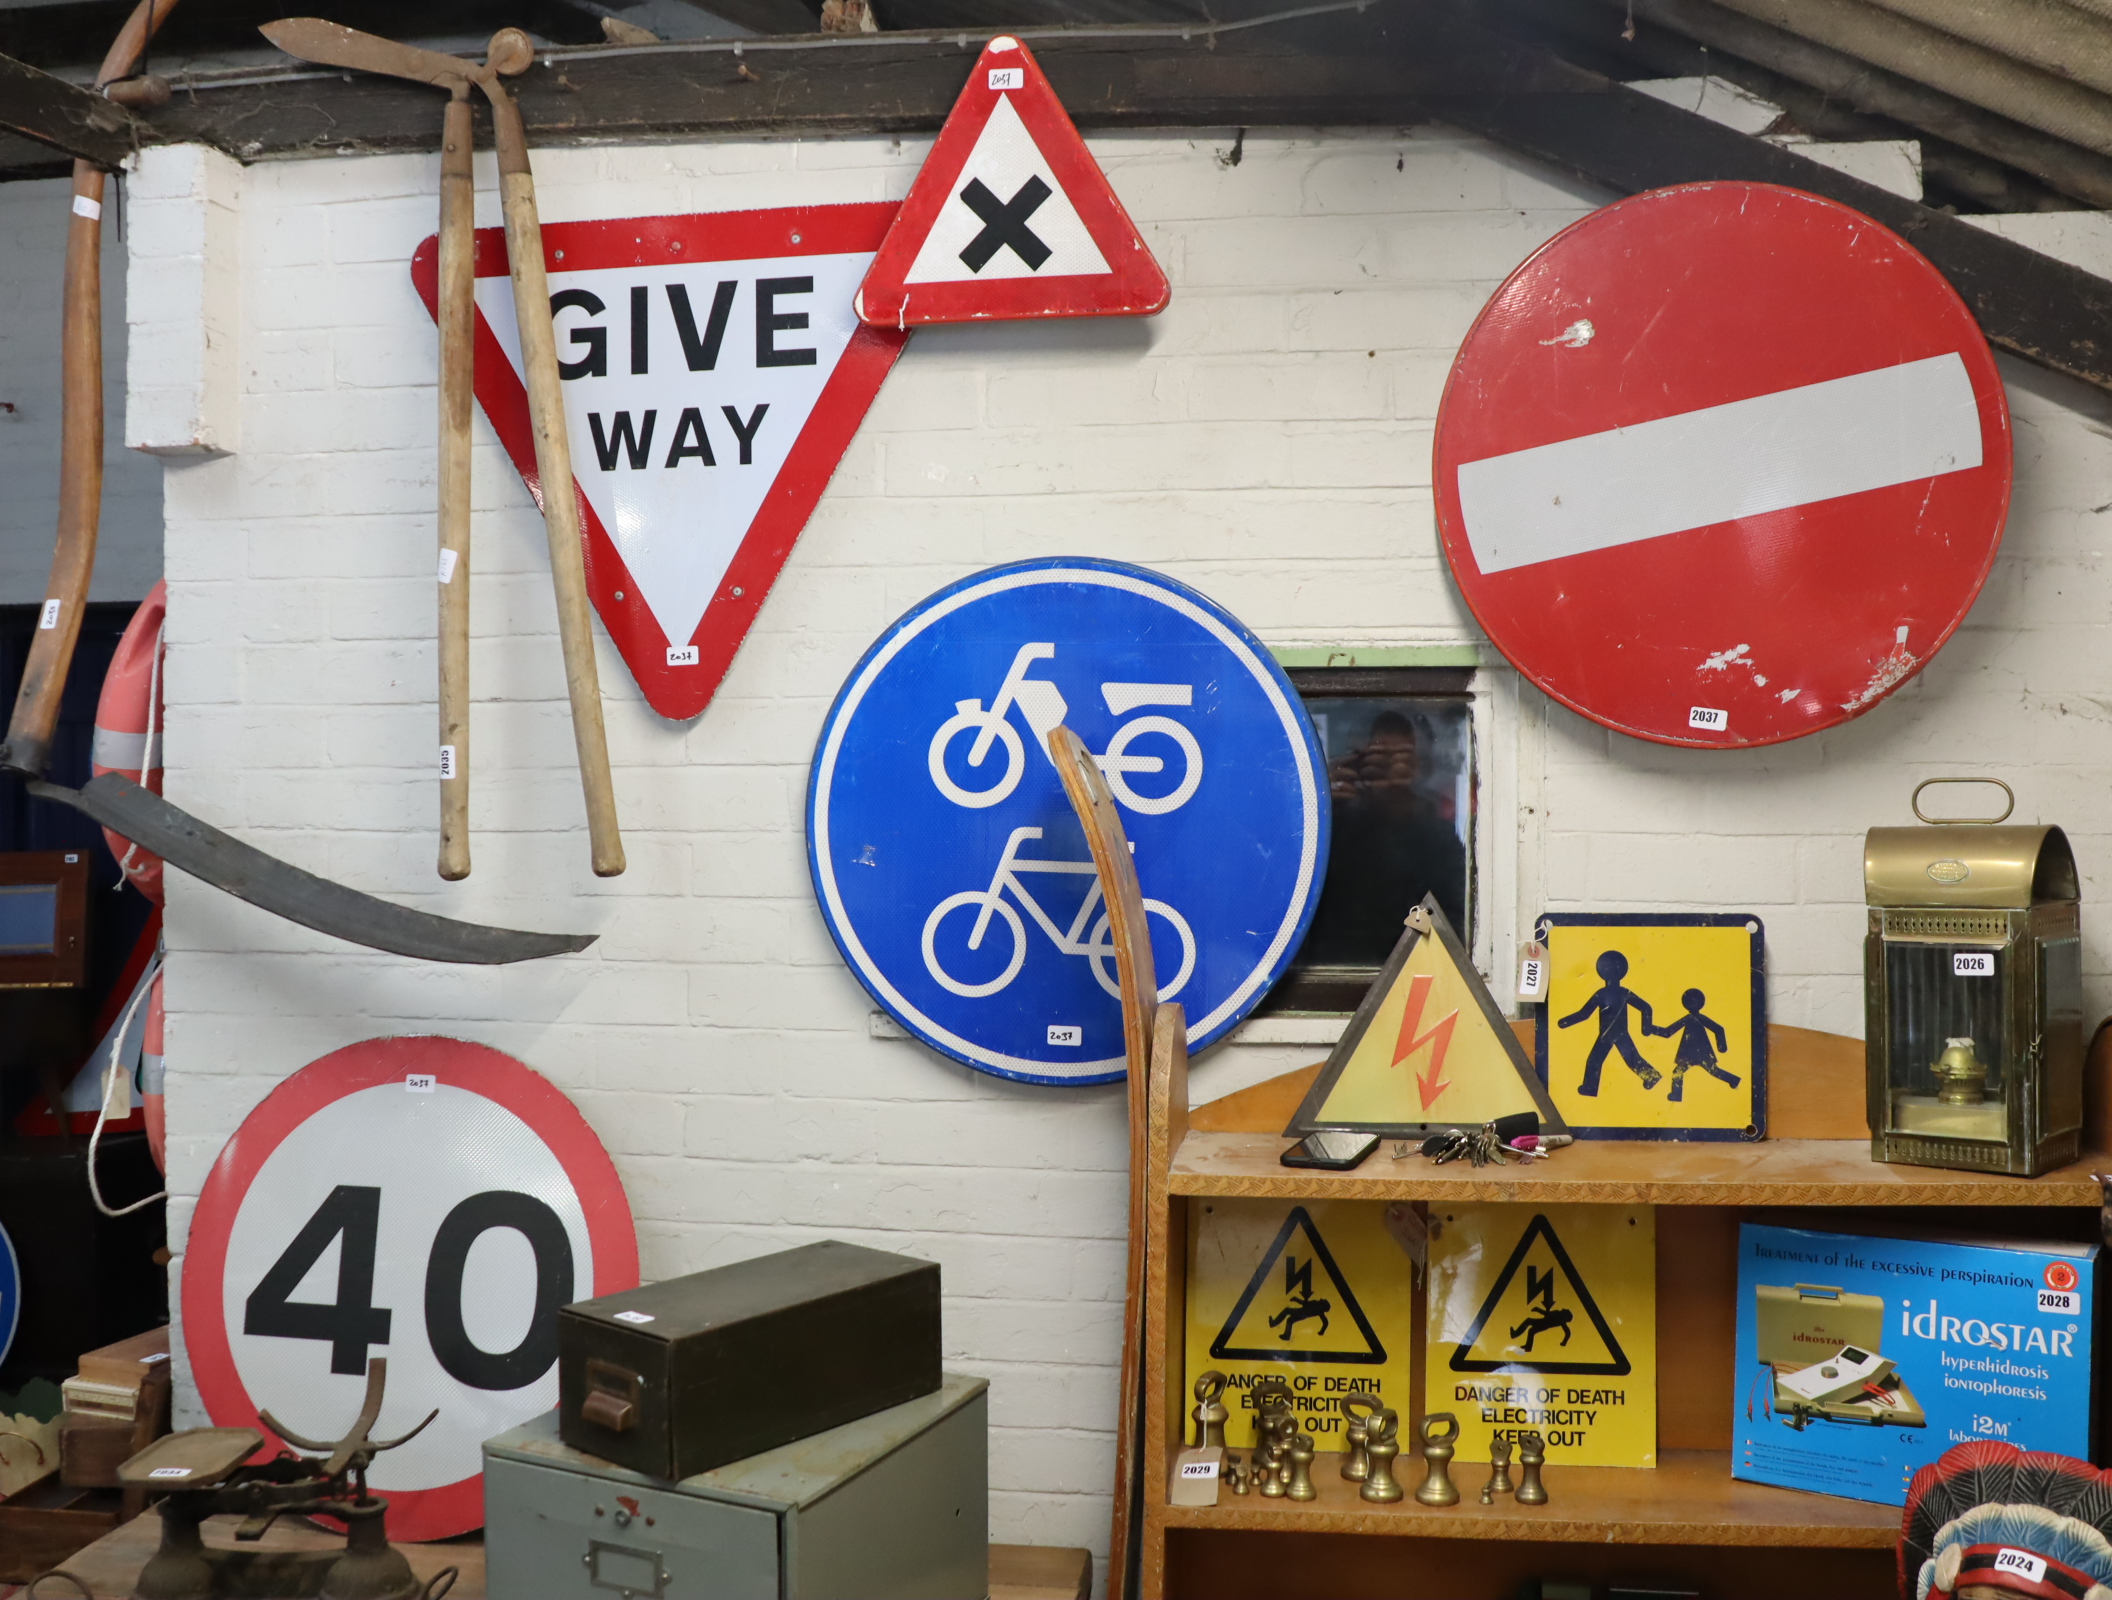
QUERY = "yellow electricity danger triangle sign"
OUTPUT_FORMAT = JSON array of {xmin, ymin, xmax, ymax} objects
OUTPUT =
[
  {"xmin": 1449, "ymin": 1213, "xmax": 1630, "ymax": 1376},
  {"xmin": 1209, "ymin": 1206, "xmax": 1386, "ymax": 1364},
  {"xmin": 1287, "ymin": 895, "xmax": 1567, "ymax": 1137}
]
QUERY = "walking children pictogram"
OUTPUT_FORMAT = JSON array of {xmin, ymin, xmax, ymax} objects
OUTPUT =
[
  {"xmin": 1649, "ymin": 988, "xmax": 1741, "ymax": 1104},
  {"xmin": 1556, "ymin": 950, "xmax": 1663, "ymax": 1097},
  {"xmin": 1537, "ymin": 915, "xmax": 1767, "ymax": 1140}
]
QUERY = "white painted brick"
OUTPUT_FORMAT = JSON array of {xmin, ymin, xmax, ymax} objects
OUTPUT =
[{"xmin": 126, "ymin": 144, "xmax": 242, "ymax": 456}]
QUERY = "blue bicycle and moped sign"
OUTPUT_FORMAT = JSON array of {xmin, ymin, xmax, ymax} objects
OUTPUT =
[{"xmin": 807, "ymin": 558, "xmax": 1328, "ymax": 1085}]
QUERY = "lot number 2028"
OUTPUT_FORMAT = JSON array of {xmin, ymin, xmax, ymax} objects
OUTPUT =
[{"xmin": 243, "ymin": 1184, "xmax": 575, "ymax": 1391}]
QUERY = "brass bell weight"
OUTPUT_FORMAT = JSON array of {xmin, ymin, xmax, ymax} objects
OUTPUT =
[
  {"xmin": 1480, "ymin": 1436, "xmax": 1514, "ymax": 1504},
  {"xmin": 1284, "ymin": 1430, "xmax": 1317, "ymax": 1501},
  {"xmin": 1358, "ymin": 1408, "xmax": 1404, "ymax": 1504},
  {"xmin": 1514, "ymin": 1430, "xmax": 1549, "ymax": 1506},
  {"xmin": 1414, "ymin": 1412, "xmax": 1460, "ymax": 1506},
  {"xmin": 1339, "ymin": 1390, "xmax": 1380, "ymax": 1482},
  {"xmin": 1191, "ymin": 1370, "xmax": 1230, "ymax": 1451}
]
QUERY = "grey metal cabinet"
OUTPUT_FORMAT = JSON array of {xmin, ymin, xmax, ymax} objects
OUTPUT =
[{"xmin": 483, "ymin": 1373, "xmax": 988, "ymax": 1600}]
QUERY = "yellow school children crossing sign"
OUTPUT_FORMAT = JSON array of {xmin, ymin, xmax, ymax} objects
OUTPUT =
[
  {"xmin": 1537, "ymin": 913, "xmax": 1765, "ymax": 1139},
  {"xmin": 1427, "ymin": 1203, "xmax": 1656, "ymax": 1467}
]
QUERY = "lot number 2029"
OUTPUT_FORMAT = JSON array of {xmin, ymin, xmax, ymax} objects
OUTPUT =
[{"xmin": 243, "ymin": 1184, "xmax": 574, "ymax": 1391}]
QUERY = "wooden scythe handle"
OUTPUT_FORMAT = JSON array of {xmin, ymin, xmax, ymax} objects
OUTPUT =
[
  {"xmin": 0, "ymin": 0, "xmax": 182, "ymax": 779},
  {"xmin": 1047, "ymin": 725, "xmax": 1157, "ymax": 1600},
  {"xmin": 435, "ymin": 85, "xmax": 475, "ymax": 880},
  {"xmin": 481, "ymin": 61, "xmax": 625, "ymax": 877}
]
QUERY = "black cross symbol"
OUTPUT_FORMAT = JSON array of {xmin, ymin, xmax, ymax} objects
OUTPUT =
[{"xmin": 958, "ymin": 176, "xmax": 1054, "ymax": 273}]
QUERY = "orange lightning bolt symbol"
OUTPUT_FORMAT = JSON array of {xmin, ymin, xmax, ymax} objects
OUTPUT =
[{"xmin": 1392, "ymin": 972, "xmax": 1459, "ymax": 1109}]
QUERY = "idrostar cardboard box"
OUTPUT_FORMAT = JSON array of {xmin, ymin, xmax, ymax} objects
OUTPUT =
[{"xmin": 1732, "ymin": 1221, "xmax": 2096, "ymax": 1506}]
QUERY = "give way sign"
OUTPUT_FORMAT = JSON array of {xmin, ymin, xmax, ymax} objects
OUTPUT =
[
  {"xmin": 413, "ymin": 205, "xmax": 907, "ymax": 722},
  {"xmin": 1434, "ymin": 182, "xmax": 2012, "ymax": 748}
]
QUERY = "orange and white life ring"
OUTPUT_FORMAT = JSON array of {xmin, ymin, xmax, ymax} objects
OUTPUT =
[
  {"xmin": 143, "ymin": 968, "xmax": 165, "ymax": 1174},
  {"xmin": 93, "ymin": 579, "xmax": 165, "ymax": 905}
]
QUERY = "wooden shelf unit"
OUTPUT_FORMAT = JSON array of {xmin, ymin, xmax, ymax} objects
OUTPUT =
[{"xmin": 1135, "ymin": 1025, "xmax": 2109, "ymax": 1599}]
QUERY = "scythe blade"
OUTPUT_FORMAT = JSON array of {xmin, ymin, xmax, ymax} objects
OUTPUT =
[{"xmin": 33, "ymin": 774, "xmax": 595, "ymax": 965}]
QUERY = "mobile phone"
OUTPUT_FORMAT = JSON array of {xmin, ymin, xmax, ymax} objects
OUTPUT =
[{"xmin": 1280, "ymin": 1130, "xmax": 1379, "ymax": 1171}]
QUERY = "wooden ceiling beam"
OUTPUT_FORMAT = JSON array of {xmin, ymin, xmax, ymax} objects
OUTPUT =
[
  {"xmin": 5, "ymin": 0, "xmax": 2103, "ymax": 391},
  {"xmin": 0, "ymin": 50, "xmax": 143, "ymax": 166}
]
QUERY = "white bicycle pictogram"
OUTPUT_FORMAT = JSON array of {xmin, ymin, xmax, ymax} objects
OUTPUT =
[
  {"xmin": 921, "ymin": 825, "xmax": 1197, "ymax": 1001},
  {"xmin": 927, "ymin": 643, "xmax": 1204, "ymax": 814}
]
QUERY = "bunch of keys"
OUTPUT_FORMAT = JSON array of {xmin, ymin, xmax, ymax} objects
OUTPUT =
[{"xmin": 1412, "ymin": 1116, "xmax": 1573, "ymax": 1166}]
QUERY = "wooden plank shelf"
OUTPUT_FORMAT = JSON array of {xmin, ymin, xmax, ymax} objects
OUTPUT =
[
  {"xmin": 1158, "ymin": 1448, "xmax": 1897, "ymax": 1549},
  {"xmin": 1170, "ymin": 1132, "xmax": 2112, "ymax": 1207}
]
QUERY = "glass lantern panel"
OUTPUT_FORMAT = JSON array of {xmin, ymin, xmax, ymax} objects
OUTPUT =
[
  {"xmin": 1885, "ymin": 941, "xmax": 2008, "ymax": 1144},
  {"xmin": 2041, "ymin": 936, "xmax": 2084, "ymax": 1136}
]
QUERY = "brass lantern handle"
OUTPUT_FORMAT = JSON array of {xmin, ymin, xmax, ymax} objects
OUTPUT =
[{"xmin": 1912, "ymin": 776, "xmax": 2014, "ymax": 825}]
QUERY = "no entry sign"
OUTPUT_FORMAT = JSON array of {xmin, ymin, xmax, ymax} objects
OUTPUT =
[
  {"xmin": 1434, "ymin": 183, "xmax": 2011, "ymax": 747},
  {"xmin": 184, "ymin": 1037, "xmax": 637, "ymax": 1539}
]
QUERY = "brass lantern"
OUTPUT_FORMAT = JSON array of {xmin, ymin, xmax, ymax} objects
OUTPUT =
[{"xmin": 1865, "ymin": 780, "xmax": 2082, "ymax": 1177}]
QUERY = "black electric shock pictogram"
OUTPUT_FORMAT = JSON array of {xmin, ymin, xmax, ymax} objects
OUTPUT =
[
  {"xmin": 1448, "ymin": 1212, "xmax": 1631, "ymax": 1377},
  {"xmin": 958, "ymin": 176, "xmax": 1054, "ymax": 272}
]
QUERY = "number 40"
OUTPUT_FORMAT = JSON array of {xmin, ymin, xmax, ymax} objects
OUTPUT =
[{"xmin": 244, "ymin": 1185, "xmax": 574, "ymax": 1392}]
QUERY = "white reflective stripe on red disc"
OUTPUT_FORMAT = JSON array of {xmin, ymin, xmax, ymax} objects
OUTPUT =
[{"xmin": 1456, "ymin": 352, "xmax": 1982, "ymax": 575}]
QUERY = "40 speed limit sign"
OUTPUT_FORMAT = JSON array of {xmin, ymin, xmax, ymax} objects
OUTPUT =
[{"xmin": 183, "ymin": 1038, "xmax": 637, "ymax": 1539}]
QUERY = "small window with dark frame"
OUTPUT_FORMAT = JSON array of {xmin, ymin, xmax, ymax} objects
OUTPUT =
[{"xmin": 1267, "ymin": 667, "xmax": 1475, "ymax": 1013}]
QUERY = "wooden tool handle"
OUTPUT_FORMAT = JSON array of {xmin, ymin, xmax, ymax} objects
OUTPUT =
[
  {"xmin": 0, "ymin": 162, "xmax": 105, "ymax": 779},
  {"xmin": 485, "ymin": 83, "xmax": 625, "ymax": 877},
  {"xmin": 1, "ymin": 0, "xmax": 181, "ymax": 779},
  {"xmin": 1048, "ymin": 726, "xmax": 1157, "ymax": 1600},
  {"xmin": 435, "ymin": 88, "xmax": 475, "ymax": 881}
]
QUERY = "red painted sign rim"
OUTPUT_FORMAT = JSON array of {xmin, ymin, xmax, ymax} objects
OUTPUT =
[
  {"xmin": 855, "ymin": 37, "xmax": 1169, "ymax": 326},
  {"xmin": 1431, "ymin": 181, "xmax": 2012, "ymax": 749},
  {"xmin": 182, "ymin": 1036, "xmax": 638, "ymax": 1541},
  {"xmin": 411, "ymin": 205, "xmax": 908, "ymax": 722}
]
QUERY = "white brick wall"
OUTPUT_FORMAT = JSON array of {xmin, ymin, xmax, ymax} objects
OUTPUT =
[{"xmin": 135, "ymin": 125, "xmax": 2112, "ymax": 1569}]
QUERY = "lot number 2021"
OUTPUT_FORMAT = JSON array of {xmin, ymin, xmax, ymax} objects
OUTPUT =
[{"xmin": 244, "ymin": 1184, "xmax": 575, "ymax": 1391}]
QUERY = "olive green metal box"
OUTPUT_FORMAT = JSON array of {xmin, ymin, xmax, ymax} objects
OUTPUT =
[
  {"xmin": 558, "ymin": 1241, "xmax": 941, "ymax": 1480},
  {"xmin": 484, "ymin": 1374, "xmax": 988, "ymax": 1600}
]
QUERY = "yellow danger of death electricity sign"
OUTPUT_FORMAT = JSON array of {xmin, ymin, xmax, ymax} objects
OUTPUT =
[
  {"xmin": 1185, "ymin": 1199, "xmax": 1415, "ymax": 1452},
  {"xmin": 1426, "ymin": 1203, "xmax": 1656, "ymax": 1467},
  {"xmin": 1287, "ymin": 897, "xmax": 1566, "ymax": 1139}
]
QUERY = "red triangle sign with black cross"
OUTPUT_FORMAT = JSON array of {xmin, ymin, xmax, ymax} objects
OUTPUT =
[
  {"xmin": 855, "ymin": 36, "xmax": 1169, "ymax": 327},
  {"xmin": 412, "ymin": 204, "xmax": 907, "ymax": 721}
]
